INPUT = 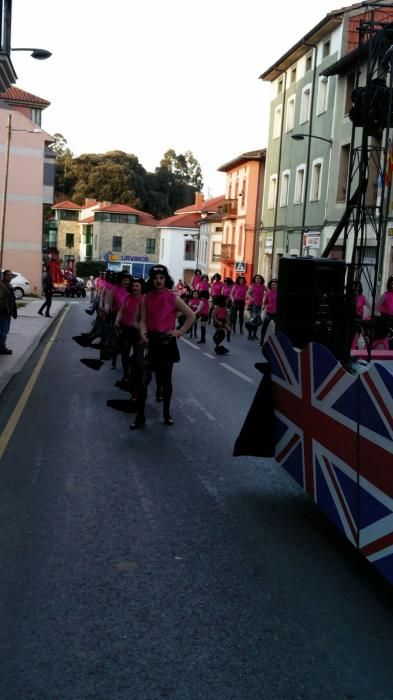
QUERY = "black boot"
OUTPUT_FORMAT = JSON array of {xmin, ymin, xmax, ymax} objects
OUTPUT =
[
  {"xmin": 130, "ymin": 413, "xmax": 146, "ymax": 430},
  {"xmin": 197, "ymin": 326, "xmax": 206, "ymax": 344}
]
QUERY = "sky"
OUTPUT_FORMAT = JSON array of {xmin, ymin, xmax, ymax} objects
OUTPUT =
[{"xmin": 11, "ymin": 0, "xmax": 356, "ymax": 198}]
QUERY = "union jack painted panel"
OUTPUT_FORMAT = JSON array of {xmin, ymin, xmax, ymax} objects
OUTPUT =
[{"xmin": 265, "ymin": 332, "xmax": 393, "ymax": 585}]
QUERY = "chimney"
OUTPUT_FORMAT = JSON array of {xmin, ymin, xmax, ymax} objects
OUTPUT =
[
  {"xmin": 195, "ymin": 192, "xmax": 204, "ymax": 209},
  {"xmin": 84, "ymin": 198, "xmax": 97, "ymax": 207}
]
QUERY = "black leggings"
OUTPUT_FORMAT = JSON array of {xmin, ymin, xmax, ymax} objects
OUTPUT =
[
  {"xmin": 260, "ymin": 312, "xmax": 276, "ymax": 346},
  {"xmin": 155, "ymin": 361, "xmax": 174, "ymax": 419},
  {"xmin": 231, "ymin": 300, "xmax": 245, "ymax": 331},
  {"xmin": 39, "ymin": 292, "xmax": 52, "ymax": 316}
]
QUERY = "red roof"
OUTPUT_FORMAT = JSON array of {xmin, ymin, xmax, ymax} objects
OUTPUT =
[
  {"xmin": 52, "ymin": 200, "xmax": 82, "ymax": 210},
  {"xmin": 156, "ymin": 212, "xmax": 200, "ymax": 229},
  {"xmin": 175, "ymin": 194, "xmax": 225, "ymax": 215},
  {"xmin": 81, "ymin": 216, "xmax": 95, "ymax": 224},
  {"xmin": 0, "ymin": 86, "xmax": 50, "ymax": 107}
]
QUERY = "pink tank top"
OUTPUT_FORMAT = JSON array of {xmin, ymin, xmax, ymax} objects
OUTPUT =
[
  {"xmin": 197, "ymin": 298, "xmax": 209, "ymax": 316},
  {"xmin": 211, "ymin": 281, "xmax": 223, "ymax": 296},
  {"xmin": 249, "ymin": 284, "xmax": 265, "ymax": 306},
  {"xmin": 192, "ymin": 274, "xmax": 201, "ymax": 290},
  {"xmin": 189, "ymin": 298, "xmax": 200, "ymax": 312},
  {"xmin": 356, "ymin": 294, "xmax": 366, "ymax": 317},
  {"xmin": 380, "ymin": 291, "xmax": 393, "ymax": 316},
  {"xmin": 216, "ymin": 307, "xmax": 227, "ymax": 321},
  {"xmin": 112, "ymin": 286, "xmax": 129, "ymax": 313},
  {"xmin": 121, "ymin": 295, "xmax": 142, "ymax": 326},
  {"xmin": 144, "ymin": 289, "xmax": 177, "ymax": 332},
  {"xmin": 265, "ymin": 289, "xmax": 277, "ymax": 313},
  {"xmin": 232, "ymin": 284, "xmax": 248, "ymax": 301},
  {"xmin": 197, "ymin": 281, "xmax": 210, "ymax": 292},
  {"xmin": 222, "ymin": 284, "xmax": 232, "ymax": 297}
]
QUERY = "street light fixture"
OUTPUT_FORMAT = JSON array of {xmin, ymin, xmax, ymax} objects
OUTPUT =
[
  {"xmin": 11, "ymin": 48, "xmax": 52, "ymax": 60},
  {"xmin": 291, "ymin": 133, "xmax": 333, "ymax": 145},
  {"xmin": 0, "ymin": 114, "xmax": 42, "ymax": 268}
]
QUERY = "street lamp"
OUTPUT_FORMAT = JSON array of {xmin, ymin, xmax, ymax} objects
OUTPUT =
[
  {"xmin": 0, "ymin": 114, "xmax": 42, "ymax": 268},
  {"xmin": 291, "ymin": 132, "xmax": 333, "ymax": 255},
  {"xmin": 291, "ymin": 133, "xmax": 333, "ymax": 145},
  {"xmin": 11, "ymin": 48, "xmax": 52, "ymax": 60}
]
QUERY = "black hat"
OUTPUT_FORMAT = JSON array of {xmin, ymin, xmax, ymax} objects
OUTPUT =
[{"xmin": 149, "ymin": 265, "xmax": 168, "ymax": 278}]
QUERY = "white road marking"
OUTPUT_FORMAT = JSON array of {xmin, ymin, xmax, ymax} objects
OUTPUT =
[
  {"xmin": 203, "ymin": 353, "xmax": 215, "ymax": 359},
  {"xmin": 180, "ymin": 337, "xmax": 200, "ymax": 350},
  {"xmin": 219, "ymin": 363, "xmax": 254, "ymax": 384}
]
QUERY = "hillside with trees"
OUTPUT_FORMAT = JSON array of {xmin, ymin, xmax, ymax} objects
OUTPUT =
[{"xmin": 52, "ymin": 135, "xmax": 204, "ymax": 219}]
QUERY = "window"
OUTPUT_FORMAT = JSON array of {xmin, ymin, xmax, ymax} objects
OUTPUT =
[
  {"xmin": 317, "ymin": 76, "xmax": 329, "ymax": 114},
  {"xmin": 145, "ymin": 238, "xmax": 156, "ymax": 254},
  {"xmin": 336, "ymin": 144, "xmax": 350, "ymax": 202},
  {"xmin": 280, "ymin": 171, "xmax": 290, "ymax": 207},
  {"xmin": 323, "ymin": 40, "xmax": 331, "ymax": 58},
  {"xmin": 184, "ymin": 239, "xmax": 196, "ymax": 260},
  {"xmin": 59, "ymin": 210, "xmax": 79, "ymax": 221},
  {"xmin": 300, "ymin": 85, "xmax": 312, "ymax": 124},
  {"xmin": 268, "ymin": 175, "xmax": 278, "ymax": 209},
  {"xmin": 345, "ymin": 72, "xmax": 356, "ymax": 116},
  {"xmin": 65, "ymin": 233, "xmax": 74, "ymax": 248},
  {"xmin": 161, "ymin": 238, "xmax": 165, "ymax": 257},
  {"xmin": 31, "ymin": 108, "xmax": 42, "ymax": 126},
  {"xmin": 273, "ymin": 105, "xmax": 282, "ymax": 139},
  {"xmin": 294, "ymin": 166, "xmax": 305, "ymax": 204},
  {"xmin": 310, "ymin": 160, "xmax": 322, "ymax": 201},
  {"xmin": 95, "ymin": 212, "xmax": 138, "ymax": 224},
  {"xmin": 278, "ymin": 78, "xmax": 284, "ymax": 94},
  {"xmin": 291, "ymin": 67, "xmax": 297, "ymax": 84},
  {"xmin": 212, "ymin": 242, "xmax": 221, "ymax": 262},
  {"xmin": 113, "ymin": 236, "xmax": 122, "ymax": 252},
  {"xmin": 285, "ymin": 97, "xmax": 295, "ymax": 132},
  {"xmin": 305, "ymin": 53, "xmax": 313, "ymax": 72}
]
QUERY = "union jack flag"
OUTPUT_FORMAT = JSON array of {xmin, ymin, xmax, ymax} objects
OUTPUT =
[{"xmin": 265, "ymin": 332, "xmax": 393, "ymax": 585}]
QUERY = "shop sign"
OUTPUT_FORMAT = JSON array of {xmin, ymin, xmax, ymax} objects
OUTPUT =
[{"xmin": 303, "ymin": 232, "xmax": 320, "ymax": 249}]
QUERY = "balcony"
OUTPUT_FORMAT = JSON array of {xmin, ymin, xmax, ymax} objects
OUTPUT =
[
  {"xmin": 220, "ymin": 243, "xmax": 235, "ymax": 262},
  {"xmin": 221, "ymin": 199, "xmax": 238, "ymax": 218}
]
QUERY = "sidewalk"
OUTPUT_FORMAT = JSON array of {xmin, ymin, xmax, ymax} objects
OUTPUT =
[{"xmin": 0, "ymin": 297, "xmax": 67, "ymax": 396}]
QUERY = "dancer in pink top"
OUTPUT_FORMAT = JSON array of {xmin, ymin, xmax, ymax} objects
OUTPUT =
[
  {"xmin": 208, "ymin": 273, "xmax": 224, "ymax": 324},
  {"xmin": 115, "ymin": 277, "xmax": 144, "ymax": 385},
  {"xmin": 259, "ymin": 278, "xmax": 278, "ymax": 348},
  {"xmin": 246, "ymin": 274, "xmax": 266, "ymax": 340},
  {"xmin": 230, "ymin": 275, "xmax": 248, "ymax": 333},
  {"xmin": 191, "ymin": 268, "xmax": 202, "ymax": 290},
  {"xmin": 376, "ymin": 276, "xmax": 393, "ymax": 349},
  {"xmin": 196, "ymin": 274, "xmax": 211, "ymax": 293},
  {"xmin": 188, "ymin": 289, "xmax": 200, "ymax": 338},
  {"xmin": 137, "ymin": 265, "xmax": 195, "ymax": 428}
]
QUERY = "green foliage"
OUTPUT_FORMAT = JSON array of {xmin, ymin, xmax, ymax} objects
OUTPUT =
[
  {"xmin": 76, "ymin": 261, "xmax": 106, "ymax": 278},
  {"xmin": 53, "ymin": 141, "xmax": 204, "ymax": 219}
]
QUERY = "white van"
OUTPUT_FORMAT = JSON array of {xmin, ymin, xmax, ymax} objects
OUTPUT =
[{"xmin": 1, "ymin": 270, "xmax": 31, "ymax": 299}]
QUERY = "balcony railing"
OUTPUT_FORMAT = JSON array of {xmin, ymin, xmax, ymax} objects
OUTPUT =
[
  {"xmin": 220, "ymin": 243, "xmax": 235, "ymax": 261},
  {"xmin": 221, "ymin": 199, "xmax": 238, "ymax": 218}
]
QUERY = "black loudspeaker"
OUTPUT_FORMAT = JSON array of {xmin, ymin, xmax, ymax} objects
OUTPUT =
[{"xmin": 276, "ymin": 257, "xmax": 347, "ymax": 359}]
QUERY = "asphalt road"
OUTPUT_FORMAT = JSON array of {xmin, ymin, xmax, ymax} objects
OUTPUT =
[{"xmin": 0, "ymin": 301, "xmax": 393, "ymax": 700}]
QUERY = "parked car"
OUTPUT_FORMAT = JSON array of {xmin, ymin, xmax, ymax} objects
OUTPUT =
[{"xmin": 1, "ymin": 270, "xmax": 31, "ymax": 299}]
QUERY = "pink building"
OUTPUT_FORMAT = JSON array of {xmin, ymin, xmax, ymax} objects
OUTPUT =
[{"xmin": 0, "ymin": 87, "xmax": 54, "ymax": 294}]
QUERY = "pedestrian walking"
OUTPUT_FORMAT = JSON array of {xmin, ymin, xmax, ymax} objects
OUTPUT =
[
  {"xmin": 38, "ymin": 265, "xmax": 53, "ymax": 318},
  {"xmin": 246, "ymin": 274, "xmax": 266, "ymax": 340},
  {"xmin": 86, "ymin": 275, "xmax": 95, "ymax": 303},
  {"xmin": 0, "ymin": 269, "xmax": 17, "ymax": 354}
]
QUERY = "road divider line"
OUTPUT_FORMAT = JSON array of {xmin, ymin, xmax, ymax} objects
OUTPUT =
[
  {"xmin": 203, "ymin": 353, "xmax": 215, "ymax": 359},
  {"xmin": 180, "ymin": 337, "xmax": 200, "ymax": 351},
  {"xmin": 0, "ymin": 307, "xmax": 69, "ymax": 461},
  {"xmin": 219, "ymin": 363, "xmax": 254, "ymax": 384}
]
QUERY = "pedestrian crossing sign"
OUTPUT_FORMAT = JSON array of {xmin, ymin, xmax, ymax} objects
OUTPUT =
[{"xmin": 235, "ymin": 262, "xmax": 247, "ymax": 273}]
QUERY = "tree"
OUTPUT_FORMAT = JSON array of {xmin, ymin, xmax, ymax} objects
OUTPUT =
[{"xmin": 52, "ymin": 140, "xmax": 204, "ymax": 217}]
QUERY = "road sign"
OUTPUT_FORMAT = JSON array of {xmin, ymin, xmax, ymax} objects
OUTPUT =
[{"xmin": 235, "ymin": 261, "xmax": 247, "ymax": 273}]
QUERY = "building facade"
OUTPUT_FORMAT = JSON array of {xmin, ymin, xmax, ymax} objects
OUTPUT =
[
  {"xmin": 217, "ymin": 150, "xmax": 265, "ymax": 283},
  {"xmin": 257, "ymin": 1, "xmax": 393, "ymax": 288},
  {"xmin": 0, "ymin": 87, "xmax": 54, "ymax": 293}
]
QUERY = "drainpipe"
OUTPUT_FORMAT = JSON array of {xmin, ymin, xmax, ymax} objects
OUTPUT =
[
  {"xmin": 271, "ymin": 67, "xmax": 287, "ymax": 275},
  {"xmin": 300, "ymin": 42, "xmax": 318, "ymax": 256}
]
